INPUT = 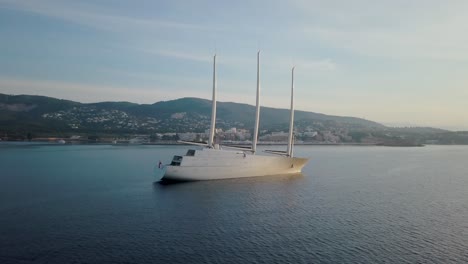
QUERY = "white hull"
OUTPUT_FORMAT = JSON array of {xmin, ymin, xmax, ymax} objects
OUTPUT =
[{"xmin": 162, "ymin": 148, "xmax": 309, "ymax": 181}]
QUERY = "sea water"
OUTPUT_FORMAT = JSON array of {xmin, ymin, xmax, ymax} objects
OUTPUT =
[{"xmin": 1, "ymin": 143, "xmax": 467, "ymax": 263}]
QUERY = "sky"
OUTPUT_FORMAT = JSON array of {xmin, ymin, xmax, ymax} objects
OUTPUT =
[{"xmin": 0, "ymin": 0, "xmax": 467, "ymax": 130}]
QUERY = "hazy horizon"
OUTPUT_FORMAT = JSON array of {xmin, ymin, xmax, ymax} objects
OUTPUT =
[{"xmin": 1, "ymin": 0, "xmax": 467, "ymax": 131}]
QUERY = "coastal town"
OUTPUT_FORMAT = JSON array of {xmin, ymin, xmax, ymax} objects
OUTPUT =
[
  {"xmin": 32, "ymin": 106, "xmax": 373, "ymax": 145},
  {"xmin": 2, "ymin": 95, "xmax": 467, "ymax": 145}
]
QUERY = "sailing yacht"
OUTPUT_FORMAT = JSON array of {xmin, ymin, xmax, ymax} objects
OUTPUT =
[{"xmin": 160, "ymin": 52, "xmax": 309, "ymax": 181}]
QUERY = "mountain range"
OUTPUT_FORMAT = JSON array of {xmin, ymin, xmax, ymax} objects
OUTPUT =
[
  {"xmin": 1, "ymin": 93, "xmax": 467, "ymax": 145},
  {"xmin": 0, "ymin": 93, "xmax": 381, "ymax": 132}
]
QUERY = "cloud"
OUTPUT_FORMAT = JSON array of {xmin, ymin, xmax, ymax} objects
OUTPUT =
[
  {"xmin": 0, "ymin": 77, "xmax": 206, "ymax": 104},
  {"xmin": 0, "ymin": 0, "xmax": 213, "ymax": 33},
  {"xmin": 255, "ymin": 56, "xmax": 337, "ymax": 80},
  {"xmin": 304, "ymin": 26, "xmax": 468, "ymax": 61},
  {"xmin": 142, "ymin": 49, "xmax": 212, "ymax": 63},
  {"xmin": 137, "ymin": 48, "xmax": 262, "ymax": 71},
  {"xmin": 295, "ymin": 58, "xmax": 336, "ymax": 71},
  {"xmin": 293, "ymin": 0, "xmax": 468, "ymax": 61}
]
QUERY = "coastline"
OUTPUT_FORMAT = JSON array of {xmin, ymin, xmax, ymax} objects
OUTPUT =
[{"xmin": 1, "ymin": 141, "xmax": 425, "ymax": 147}]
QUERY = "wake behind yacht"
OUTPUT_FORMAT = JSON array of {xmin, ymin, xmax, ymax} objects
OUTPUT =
[{"xmin": 161, "ymin": 52, "xmax": 309, "ymax": 181}]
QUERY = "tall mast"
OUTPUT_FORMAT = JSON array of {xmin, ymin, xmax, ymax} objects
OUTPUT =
[
  {"xmin": 208, "ymin": 54, "xmax": 217, "ymax": 148},
  {"xmin": 286, "ymin": 66, "xmax": 295, "ymax": 157},
  {"xmin": 252, "ymin": 51, "xmax": 261, "ymax": 153}
]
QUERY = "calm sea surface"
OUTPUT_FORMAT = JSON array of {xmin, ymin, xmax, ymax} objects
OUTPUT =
[{"xmin": 0, "ymin": 143, "xmax": 467, "ymax": 263}]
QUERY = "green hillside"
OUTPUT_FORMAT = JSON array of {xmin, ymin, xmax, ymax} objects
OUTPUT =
[
  {"xmin": 2, "ymin": 93, "xmax": 466, "ymax": 145},
  {"xmin": 0, "ymin": 93, "xmax": 382, "ymax": 134}
]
